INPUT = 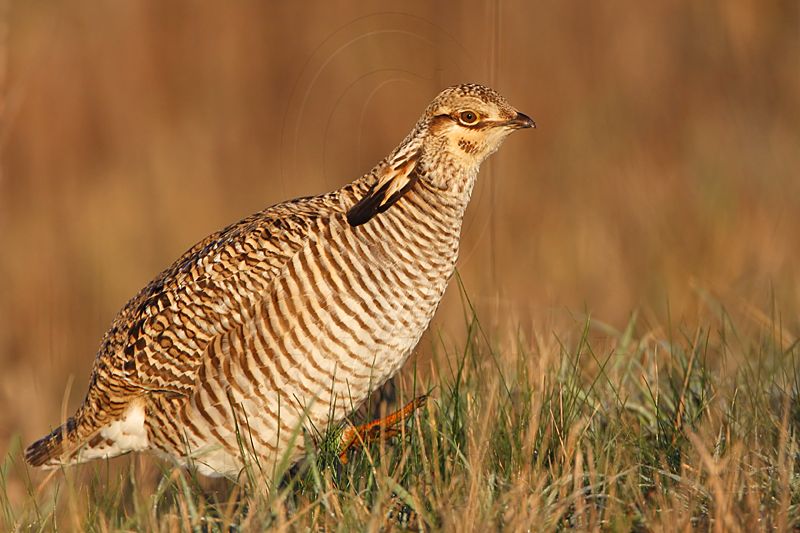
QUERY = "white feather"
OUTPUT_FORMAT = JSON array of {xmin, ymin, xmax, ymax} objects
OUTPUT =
[{"xmin": 78, "ymin": 401, "xmax": 149, "ymax": 461}]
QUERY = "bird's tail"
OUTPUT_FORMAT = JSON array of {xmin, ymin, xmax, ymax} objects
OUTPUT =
[
  {"xmin": 26, "ymin": 400, "xmax": 148, "ymax": 468},
  {"xmin": 25, "ymin": 417, "xmax": 84, "ymax": 468}
]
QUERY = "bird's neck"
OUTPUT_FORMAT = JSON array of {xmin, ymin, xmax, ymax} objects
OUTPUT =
[
  {"xmin": 420, "ymin": 169, "xmax": 479, "ymax": 218},
  {"xmin": 342, "ymin": 164, "xmax": 477, "ymax": 251},
  {"xmin": 354, "ymin": 152, "xmax": 478, "ymax": 216},
  {"xmin": 414, "ymin": 152, "xmax": 481, "ymax": 216}
]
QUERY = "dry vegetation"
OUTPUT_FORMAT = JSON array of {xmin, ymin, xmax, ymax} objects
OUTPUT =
[{"xmin": 0, "ymin": 1, "xmax": 798, "ymax": 531}]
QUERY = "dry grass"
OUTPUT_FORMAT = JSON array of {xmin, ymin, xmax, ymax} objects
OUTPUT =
[
  {"xmin": 2, "ymin": 294, "xmax": 799, "ymax": 531},
  {"xmin": 0, "ymin": 1, "xmax": 798, "ymax": 531}
]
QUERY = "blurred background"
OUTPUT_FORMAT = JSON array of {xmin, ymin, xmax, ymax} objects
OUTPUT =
[{"xmin": 0, "ymin": 0, "xmax": 798, "ymax": 492}]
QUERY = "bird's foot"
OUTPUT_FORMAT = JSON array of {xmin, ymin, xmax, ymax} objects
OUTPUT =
[{"xmin": 338, "ymin": 395, "xmax": 427, "ymax": 464}]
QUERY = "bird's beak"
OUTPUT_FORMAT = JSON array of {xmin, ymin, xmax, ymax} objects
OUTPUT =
[{"xmin": 507, "ymin": 112, "xmax": 536, "ymax": 129}]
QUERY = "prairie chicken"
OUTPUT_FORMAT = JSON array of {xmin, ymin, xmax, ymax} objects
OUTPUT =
[{"xmin": 25, "ymin": 83, "xmax": 534, "ymax": 478}]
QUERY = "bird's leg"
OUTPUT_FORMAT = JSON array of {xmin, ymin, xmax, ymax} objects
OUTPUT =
[{"xmin": 338, "ymin": 395, "xmax": 427, "ymax": 464}]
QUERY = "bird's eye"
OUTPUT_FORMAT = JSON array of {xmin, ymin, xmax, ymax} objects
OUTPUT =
[{"xmin": 458, "ymin": 110, "xmax": 479, "ymax": 126}]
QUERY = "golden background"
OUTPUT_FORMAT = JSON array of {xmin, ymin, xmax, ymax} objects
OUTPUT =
[{"xmin": 0, "ymin": 0, "xmax": 798, "ymax": 492}]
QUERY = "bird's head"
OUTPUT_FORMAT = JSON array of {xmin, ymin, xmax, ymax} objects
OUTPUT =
[
  {"xmin": 420, "ymin": 84, "xmax": 535, "ymax": 175},
  {"xmin": 346, "ymin": 83, "xmax": 534, "ymax": 227}
]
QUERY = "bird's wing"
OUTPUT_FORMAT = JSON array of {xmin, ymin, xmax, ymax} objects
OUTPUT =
[
  {"xmin": 88, "ymin": 193, "xmax": 342, "ymax": 402},
  {"xmin": 26, "ymin": 193, "xmax": 350, "ymax": 466}
]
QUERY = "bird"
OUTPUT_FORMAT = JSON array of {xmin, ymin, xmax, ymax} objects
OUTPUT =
[{"xmin": 25, "ymin": 83, "xmax": 535, "ymax": 479}]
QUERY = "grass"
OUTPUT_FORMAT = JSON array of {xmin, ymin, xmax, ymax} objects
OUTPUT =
[{"xmin": 1, "ymin": 288, "xmax": 798, "ymax": 532}]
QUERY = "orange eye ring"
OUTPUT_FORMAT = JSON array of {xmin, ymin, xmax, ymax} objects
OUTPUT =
[{"xmin": 458, "ymin": 110, "xmax": 479, "ymax": 126}]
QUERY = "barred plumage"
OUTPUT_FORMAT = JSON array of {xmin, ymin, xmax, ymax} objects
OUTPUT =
[{"xmin": 25, "ymin": 83, "xmax": 534, "ymax": 478}]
